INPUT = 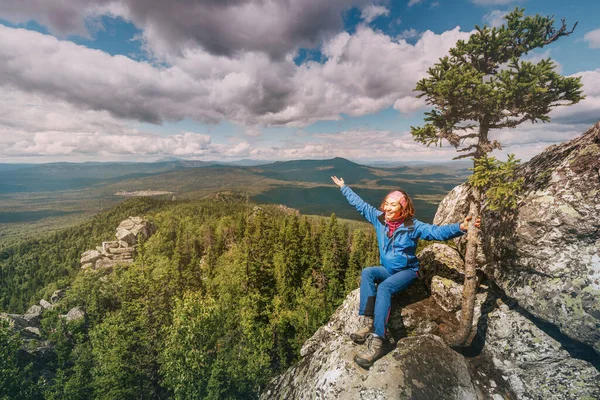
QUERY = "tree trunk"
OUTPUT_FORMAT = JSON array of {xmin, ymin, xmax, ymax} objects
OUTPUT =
[{"xmin": 443, "ymin": 185, "xmax": 481, "ymax": 347}]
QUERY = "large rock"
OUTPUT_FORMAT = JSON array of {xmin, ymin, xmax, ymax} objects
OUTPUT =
[
  {"xmin": 115, "ymin": 228, "xmax": 137, "ymax": 246},
  {"xmin": 94, "ymin": 258, "xmax": 133, "ymax": 270},
  {"xmin": 475, "ymin": 296, "xmax": 600, "ymax": 400},
  {"xmin": 434, "ymin": 121, "xmax": 600, "ymax": 353},
  {"xmin": 65, "ymin": 307, "xmax": 86, "ymax": 322},
  {"xmin": 116, "ymin": 216, "xmax": 156, "ymax": 245},
  {"xmin": 80, "ymin": 249, "xmax": 101, "ymax": 264},
  {"xmin": 262, "ymin": 290, "xmax": 477, "ymax": 399},
  {"xmin": 263, "ymin": 237, "xmax": 600, "ymax": 400},
  {"xmin": 417, "ymin": 243, "xmax": 465, "ymax": 285}
]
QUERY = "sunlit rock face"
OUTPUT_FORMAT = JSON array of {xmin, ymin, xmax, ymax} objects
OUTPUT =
[
  {"xmin": 261, "ymin": 279, "xmax": 600, "ymax": 400},
  {"xmin": 434, "ymin": 121, "xmax": 600, "ymax": 354},
  {"xmin": 80, "ymin": 216, "xmax": 156, "ymax": 271},
  {"xmin": 261, "ymin": 289, "xmax": 477, "ymax": 400}
]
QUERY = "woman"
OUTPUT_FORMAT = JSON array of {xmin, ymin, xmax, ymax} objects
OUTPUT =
[{"xmin": 331, "ymin": 175, "xmax": 479, "ymax": 369}]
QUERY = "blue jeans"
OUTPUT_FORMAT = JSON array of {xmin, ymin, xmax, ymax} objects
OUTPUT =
[{"xmin": 359, "ymin": 266, "xmax": 418, "ymax": 337}]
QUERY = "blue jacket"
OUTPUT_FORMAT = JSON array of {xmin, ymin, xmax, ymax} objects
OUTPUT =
[{"xmin": 340, "ymin": 185, "xmax": 464, "ymax": 273}]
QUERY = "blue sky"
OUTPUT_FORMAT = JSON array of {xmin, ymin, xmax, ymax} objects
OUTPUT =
[{"xmin": 0, "ymin": 0, "xmax": 598, "ymax": 163}]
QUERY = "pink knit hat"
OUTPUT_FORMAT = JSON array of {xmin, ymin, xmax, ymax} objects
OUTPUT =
[{"xmin": 386, "ymin": 191, "xmax": 407, "ymax": 208}]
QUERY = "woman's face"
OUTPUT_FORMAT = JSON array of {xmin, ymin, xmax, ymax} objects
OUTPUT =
[{"xmin": 383, "ymin": 197, "xmax": 402, "ymax": 221}]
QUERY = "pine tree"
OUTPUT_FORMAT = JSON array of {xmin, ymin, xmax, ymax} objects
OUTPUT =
[
  {"xmin": 344, "ymin": 230, "xmax": 368, "ymax": 293},
  {"xmin": 319, "ymin": 214, "xmax": 348, "ymax": 308},
  {"xmin": 273, "ymin": 215, "xmax": 303, "ymax": 304},
  {"xmin": 411, "ymin": 8, "xmax": 584, "ymax": 346}
]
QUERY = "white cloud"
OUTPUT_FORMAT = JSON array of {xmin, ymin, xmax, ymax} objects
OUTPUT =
[
  {"xmin": 361, "ymin": 5, "xmax": 389, "ymax": 24},
  {"xmin": 0, "ymin": 0, "xmax": 386, "ymax": 60},
  {"xmin": 408, "ymin": 0, "xmax": 425, "ymax": 7},
  {"xmin": 393, "ymin": 96, "xmax": 427, "ymax": 114},
  {"xmin": 583, "ymin": 29, "xmax": 600, "ymax": 49},
  {"xmin": 396, "ymin": 28, "xmax": 421, "ymax": 41},
  {"xmin": 244, "ymin": 127, "xmax": 263, "ymax": 137},
  {"xmin": 482, "ymin": 10, "xmax": 508, "ymax": 28},
  {"xmin": 1, "ymin": 8, "xmax": 597, "ymax": 164},
  {"xmin": 0, "ymin": 87, "xmax": 214, "ymax": 158},
  {"xmin": 550, "ymin": 69, "xmax": 600, "ymax": 126},
  {"xmin": 0, "ymin": 24, "xmax": 471, "ymax": 128}
]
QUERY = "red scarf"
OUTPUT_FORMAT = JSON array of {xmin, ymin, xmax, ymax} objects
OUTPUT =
[{"xmin": 386, "ymin": 218, "xmax": 405, "ymax": 237}]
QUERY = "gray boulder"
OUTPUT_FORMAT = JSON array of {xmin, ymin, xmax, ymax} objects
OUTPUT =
[
  {"xmin": 80, "ymin": 250, "xmax": 101, "ymax": 264},
  {"xmin": 476, "ymin": 296, "xmax": 600, "ymax": 400},
  {"xmin": 65, "ymin": 307, "xmax": 86, "ymax": 322},
  {"xmin": 263, "ymin": 290, "xmax": 477, "ymax": 400},
  {"xmin": 417, "ymin": 243, "xmax": 465, "ymax": 285},
  {"xmin": 116, "ymin": 228, "xmax": 137, "ymax": 246},
  {"xmin": 430, "ymin": 276, "xmax": 463, "ymax": 313},
  {"xmin": 26, "ymin": 304, "xmax": 43, "ymax": 316},
  {"xmin": 39, "ymin": 299, "xmax": 53, "ymax": 309},
  {"xmin": 434, "ymin": 121, "xmax": 600, "ymax": 354}
]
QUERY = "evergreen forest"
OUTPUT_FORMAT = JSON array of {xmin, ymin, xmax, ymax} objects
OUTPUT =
[{"xmin": 1, "ymin": 195, "xmax": 386, "ymax": 399}]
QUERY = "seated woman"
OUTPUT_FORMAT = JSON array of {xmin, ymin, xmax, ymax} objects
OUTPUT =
[{"xmin": 331, "ymin": 176, "xmax": 479, "ymax": 369}]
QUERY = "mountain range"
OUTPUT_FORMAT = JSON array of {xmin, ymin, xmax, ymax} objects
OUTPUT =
[{"xmin": 0, "ymin": 157, "xmax": 471, "ymax": 244}]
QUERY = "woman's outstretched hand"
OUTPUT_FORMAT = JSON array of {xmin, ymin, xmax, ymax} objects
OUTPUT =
[
  {"xmin": 331, "ymin": 176, "xmax": 345, "ymax": 188},
  {"xmin": 460, "ymin": 215, "xmax": 481, "ymax": 232}
]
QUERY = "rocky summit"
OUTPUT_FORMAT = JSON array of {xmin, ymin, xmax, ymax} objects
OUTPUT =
[
  {"xmin": 435, "ymin": 120, "xmax": 600, "ymax": 354},
  {"xmin": 262, "ymin": 121, "xmax": 600, "ymax": 399}
]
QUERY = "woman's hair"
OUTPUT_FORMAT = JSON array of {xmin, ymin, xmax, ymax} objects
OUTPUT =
[{"xmin": 379, "ymin": 190, "xmax": 415, "ymax": 220}]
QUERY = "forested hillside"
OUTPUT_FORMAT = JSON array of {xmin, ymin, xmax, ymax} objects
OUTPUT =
[
  {"xmin": 1, "ymin": 195, "xmax": 381, "ymax": 399},
  {"xmin": 0, "ymin": 197, "xmax": 168, "ymax": 313}
]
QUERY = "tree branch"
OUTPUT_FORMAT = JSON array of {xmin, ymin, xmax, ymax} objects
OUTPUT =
[
  {"xmin": 457, "ymin": 144, "xmax": 478, "ymax": 153},
  {"xmin": 544, "ymin": 18, "xmax": 578, "ymax": 45},
  {"xmin": 453, "ymin": 152, "xmax": 477, "ymax": 160}
]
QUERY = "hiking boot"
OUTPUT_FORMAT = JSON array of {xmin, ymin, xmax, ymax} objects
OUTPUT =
[
  {"xmin": 349, "ymin": 317, "xmax": 373, "ymax": 344},
  {"xmin": 354, "ymin": 334, "xmax": 391, "ymax": 369}
]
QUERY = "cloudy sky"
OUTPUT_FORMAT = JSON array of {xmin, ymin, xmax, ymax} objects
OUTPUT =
[{"xmin": 0, "ymin": 0, "xmax": 598, "ymax": 163}]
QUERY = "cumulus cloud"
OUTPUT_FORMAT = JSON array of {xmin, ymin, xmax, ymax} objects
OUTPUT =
[
  {"xmin": 361, "ymin": 5, "xmax": 389, "ymax": 24},
  {"xmin": 0, "ymin": 0, "xmax": 386, "ymax": 60},
  {"xmin": 0, "ymin": 87, "xmax": 214, "ymax": 158},
  {"xmin": 239, "ymin": 129, "xmax": 449, "ymax": 161},
  {"xmin": 583, "ymin": 29, "xmax": 600, "ymax": 49},
  {"xmin": 0, "ymin": 24, "xmax": 471, "ymax": 128},
  {"xmin": 393, "ymin": 96, "xmax": 427, "ymax": 114},
  {"xmin": 396, "ymin": 28, "xmax": 421, "ymax": 41},
  {"xmin": 550, "ymin": 69, "xmax": 600, "ymax": 125}
]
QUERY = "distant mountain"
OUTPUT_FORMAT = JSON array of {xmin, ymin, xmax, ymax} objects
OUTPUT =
[
  {"xmin": 0, "ymin": 163, "xmax": 37, "ymax": 172},
  {"xmin": 0, "ymin": 157, "xmax": 472, "ymax": 242},
  {"xmin": 223, "ymin": 159, "xmax": 273, "ymax": 166},
  {"xmin": 367, "ymin": 160, "xmax": 472, "ymax": 169},
  {"xmin": 0, "ymin": 162, "xmax": 187, "ymax": 193},
  {"xmin": 154, "ymin": 156, "xmax": 184, "ymax": 162},
  {"xmin": 254, "ymin": 157, "xmax": 387, "ymax": 184}
]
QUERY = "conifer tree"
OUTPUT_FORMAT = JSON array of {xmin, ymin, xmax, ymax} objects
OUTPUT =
[
  {"xmin": 319, "ymin": 214, "xmax": 347, "ymax": 307},
  {"xmin": 411, "ymin": 8, "xmax": 584, "ymax": 346},
  {"xmin": 345, "ymin": 230, "xmax": 368, "ymax": 293},
  {"xmin": 273, "ymin": 215, "xmax": 302, "ymax": 304}
]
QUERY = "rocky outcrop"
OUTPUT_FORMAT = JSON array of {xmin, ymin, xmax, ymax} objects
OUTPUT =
[
  {"xmin": 263, "ymin": 240, "xmax": 600, "ymax": 399},
  {"xmin": 80, "ymin": 216, "xmax": 155, "ymax": 271},
  {"xmin": 0, "ymin": 289, "xmax": 75, "ymax": 339},
  {"xmin": 1, "ymin": 216, "xmax": 155, "ymax": 379},
  {"xmin": 434, "ymin": 121, "xmax": 600, "ymax": 354},
  {"xmin": 262, "ymin": 288, "xmax": 478, "ymax": 400}
]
